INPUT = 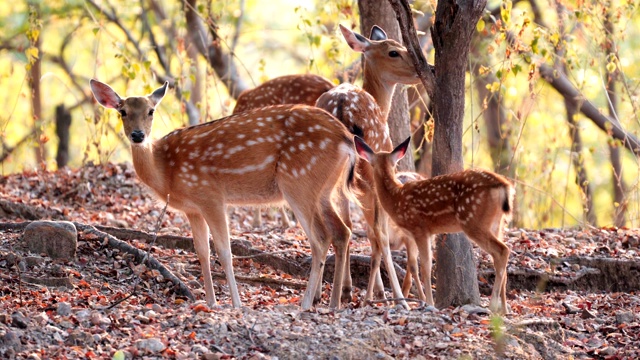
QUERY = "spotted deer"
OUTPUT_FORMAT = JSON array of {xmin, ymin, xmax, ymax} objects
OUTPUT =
[
  {"xmin": 388, "ymin": 171, "xmax": 427, "ymax": 299},
  {"xmin": 354, "ymin": 136, "xmax": 514, "ymax": 314},
  {"xmin": 315, "ymin": 24, "xmax": 421, "ymax": 305},
  {"xmin": 233, "ymin": 74, "xmax": 334, "ymax": 228},
  {"xmin": 90, "ymin": 79, "xmax": 357, "ymax": 310}
]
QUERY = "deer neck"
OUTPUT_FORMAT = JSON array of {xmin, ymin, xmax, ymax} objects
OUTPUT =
[
  {"xmin": 373, "ymin": 162, "xmax": 403, "ymax": 215},
  {"xmin": 362, "ymin": 65, "xmax": 395, "ymax": 122},
  {"xmin": 130, "ymin": 143, "xmax": 167, "ymax": 196}
]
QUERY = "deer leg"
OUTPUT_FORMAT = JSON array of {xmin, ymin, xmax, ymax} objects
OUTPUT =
[
  {"xmin": 415, "ymin": 234, "xmax": 434, "ymax": 306},
  {"xmin": 283, "ymin": 195, "xmax": 329, "ymax": 310},
  {"xmin": 186, "ymin": 213, "xmax": 216, "ymax": 306},
  {"xmin": 203, "ymin": 207, "xmax": 242, "ymax": 308},
  {"xmin": 404, "ymin": 240, "xmax": 426, "ymax": 301},
  {"xmin": 252, "ymin": 208, "xmax": 262, "ymax": 228},
  {"xmin": 376, "ymin": 210, "xmax": 407, "ymax": 308},
  {"xmin": 335, "ymin": 193, "xmax": 353, "ymax": 304},
  {"xmin": 465, "ymin": 228, "xmax": 510, "ymax": 314}
]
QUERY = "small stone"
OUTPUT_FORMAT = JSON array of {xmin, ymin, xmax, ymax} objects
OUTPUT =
[
  {"xmin": 90, "ymin": 311, "xmax": 111, "ymax": 326},
  {"xmin": 461, "ymin": 304, "xmax": 490, "ymax": 316},
  {"xmin": 23, "ymin": 221, "xmax": 77, "ymax": 260},
  {"xmin": 75, "ymin": 309, "xmax": 91, "ymax": 323},
  {"xmin": 66, "ymin": 329, "xmax": 94, "ymax": 346},
  {"xmin": 11, "ymin": 312, "xmax": 28, "ymax": 329},
  {"xmin": 57, "ymin": 302, "xmax": 72, "ymax": 317},
  {"xmin": 0, "ymin": 313, "xmax": 10, "ymax": 324},
  {"xmin": 136, "ymin": 315, "xmax": 151, "ymax": 324},
  {"xmin": 27, "ymin": 353, "xmax": 41, "ymax": 360},
  {"xmin": 570, "ymin": 263, "xmax": 580, "ymax": 271},
  {"xmin": 581, "ymin": 309, "xmax": 597, "ymax": 319},
  {"xmin": 136, "ymin": 338, "xmax": 166, "ymax": 353},
  {"xmin": 33, "ymin": 312, "xmax": 49, "ymax": 325},
  {"xmin": 615, "ymin": 311, "xmax": 634, "ymax": 325},
  {"xmin": 191, "ymin": 344, "xmax": 209, "ymax": 354},
  {"xmin": 1, "ymin": 330, "xmax": 21, "ymax": 350},
  {"xmin": 599, "ymin": 346, "xmax": 617, "ymax": 356}
]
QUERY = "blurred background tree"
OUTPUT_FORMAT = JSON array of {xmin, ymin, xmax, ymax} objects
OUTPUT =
[{"xmin": 0, "ymin": 0, "xmax": 639, "ymax": 231}]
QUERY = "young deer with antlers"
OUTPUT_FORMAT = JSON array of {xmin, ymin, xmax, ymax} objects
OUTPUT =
[
  {"xmin": 90, "ymin": 79, "xmax": 357, "ymax": 310},
  {"xmin": 314, "ymin": 24, "xmax": 421, "ymax": 305},
  {"xmin": 233, "ymin": 74, "xmax": 334, "ymax": 228},
  {"xmin": 354, "ymin": 136, "xmax": 514, "ymax": 314}
]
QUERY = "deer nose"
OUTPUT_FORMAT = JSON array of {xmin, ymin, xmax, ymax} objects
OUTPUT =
[{"xmin": 131, "ymin": 130, "xmax": 145, "ymax": 143}]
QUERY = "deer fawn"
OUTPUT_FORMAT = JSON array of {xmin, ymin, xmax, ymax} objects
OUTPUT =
[
  {"xmin": 90, "ymin": 79, "xmax": 357, "ymax": 310},
  {"xmin": 354, "ymin": 136, "xmax": 514, "ymax": 314},
  {"xmin": 233, "ymin": 74, "xmax": 334, "ymax": 228},
  {"xmin": 388, "ymin": 171, "xmax": 427, "ymax": 300},
  {"xmin": 315, "ymin": 24, "xmax": 421, "ymax": 305}
]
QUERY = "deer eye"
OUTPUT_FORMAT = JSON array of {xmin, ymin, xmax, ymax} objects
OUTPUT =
[
  {"xmin": 148, "ymin": 109, "xmax": 155, "ymax": 116},
  {"xmin": 389, "ymin": 51, "xmax": 400, "ymax": 58},
  {"xmin": 119, "ymin": 109, "xmax": 127, "ymax": 117}
]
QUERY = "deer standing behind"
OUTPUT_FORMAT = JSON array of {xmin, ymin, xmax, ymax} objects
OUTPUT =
[
  {"xmin": 314, "ymin": 24, "xmax": 421, "ymax": 306},
  {"xmin": 90, "ymin": 79, "xmax": 357, "ymax": 310},
  {"xmin": 232, "ymin": 74, "xmax": 335, "ymax": 228},
  {"xmin": 354, "ymin": 136, "xmax": 514, "ymax": 314}
]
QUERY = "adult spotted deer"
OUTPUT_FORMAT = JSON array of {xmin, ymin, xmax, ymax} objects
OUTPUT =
[
  {"xmin": 233, "ymin": 74, "xmax": 334, "ymax": 228},
  {"xmin": 354, "ymin": 136, "xmax": 514, "ymax": 314},
  {"xmin": 90, "ymin": 79, "xmax": 357, "ymax": 310},
  {"xmin": 315, "ymin": 24, "xmax": 421, "ymax": 305}
]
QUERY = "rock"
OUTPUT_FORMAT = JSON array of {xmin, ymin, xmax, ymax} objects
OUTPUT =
[
  {"xmin": 136, "ymin": 338, "xmax": 166, "ymax": 353},
  {"xmin": 580, "ymin": 308, "xmax": 596, "ymax": 319},
  {"xmin": 57, "ymin": 302, "xmax": 72, "ymax": 317},
  {"xmin": 191, "ymin": 344, "xmax": 209, "ymax": 354},
  {"xmin": 11, "ymin": 312, "xmax": 28, "ymax": 329},
  {"xmin": 615, "ymin": 311, "xmax": 634, "ymax": 325},
  {"xmin": 1, "ymin": 330, "xmax": 21, "ymax": 351},
  {"xmin": 32, "ymin": 312, "xmax": 49, "ymax": 325},
  {"xmin": 66, "ymin": 329, "xmax": 94, "ymax": 346},
  {"xmin": 461, "ymin": 304, "xmax": 490, "ymax": 316},
  {"xmin": 0, "ymin": 313, "xmax": 10, "ymax": 324},
  {"xmin": 23, "ymin": 221, "xmax": 77, "ymax": 260}
]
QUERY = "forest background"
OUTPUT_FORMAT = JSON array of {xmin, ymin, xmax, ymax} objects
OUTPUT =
[{"xmin": 0, "ymin": 0, "xmax": 639, "ymax": 231}]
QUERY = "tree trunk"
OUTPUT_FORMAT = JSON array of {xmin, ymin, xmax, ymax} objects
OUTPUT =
[
  {"xmin": 553, "ymin": 2, "xmax": 597, "ymax": 226},
  {"xmin": 28, "ymin": 3, "xmax": 45, "ymax": 165},
  {"xmin": 604, "ymin": 12, "xmax": 627, "ymax": 227},
  {"xmin": 358, "ymin": 0, "xmax": 414, "ymax": 172},
  {"xmin": 55, "ymin": 105, "xmax": 71, "ymax": 168},
  {"xmin": 431, "ymin": 0, "xmax": 486, "ymax": 309}
]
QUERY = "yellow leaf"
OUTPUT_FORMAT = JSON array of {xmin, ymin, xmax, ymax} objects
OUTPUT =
[
  {"xmin": 477, "ymin": 19, "xmax": 485, "ymax": 32},
  {"xmin": 25, "ymin": 47, "xmax": 39, "ymax": 61},
  {"xmin": 606, "ymin": 61, "xmax": 617, "ymax": 73},
  {"xmin": 112, "ymin": 350, "xmax": 125, "ymax": 360}
]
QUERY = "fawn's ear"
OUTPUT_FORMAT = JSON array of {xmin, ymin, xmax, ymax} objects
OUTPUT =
[
  {"xmin": 390, "ymin": 136, "xmax": 411, "ymax": 165},
  {"xmin": 339, "ymin": 24, "xmax": 370, "ymax": 52},
  {"xmin": 369, "ymin": 25, "xmax": 387, "ymax": 41},
  {"xmin": 149, "ymin": 82, "xmax": 169, "ymax": 107},
  {"xmin": 354, "ymin": 136, "xmax": 374, "ymax": 163},
  {"xmin": 90, "ymin": 79, "xmax": 122, "ymax": 109}
]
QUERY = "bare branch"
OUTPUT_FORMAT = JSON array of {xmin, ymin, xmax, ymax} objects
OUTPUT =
[{"xmin": 387, "ymin": 0, "xmax": 436, "ymax": 99}]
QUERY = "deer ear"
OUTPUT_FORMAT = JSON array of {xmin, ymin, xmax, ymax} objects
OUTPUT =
[
  {"xmin": 90, "ymin": 79, "xmax": 122, "ymax": 109},
  {"xmin": 390, "ymin": 136, "xmax": 411, "ymax": 165},
  {"xmin": 369, "ymin": 25, "xmax": 387, "ymax": 41},
  {"xmin": 354, "ymin": 136, "xmax": 374, "ymax": 163},
  {"xmin": 339, "ymin": 24, "xmax": 370, "ymax": 52},
  {"xmin": 149, "ymin": 82, "xmax": 169, "ymax": 107}
]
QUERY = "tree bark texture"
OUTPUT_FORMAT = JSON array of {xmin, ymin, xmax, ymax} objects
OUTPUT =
[
  {"xmin": 431, "ymin": 0, "xmax": 486, "ymax": 309},
  {"xmin": 55, "ymin": 105, "xmax": 71, "ymax": 168},
  {"xmin": 29, "ymin": 3, "xmax": 45, "ymax": 165},
  {"xmin": 358, "ymin": 0, "xmax": 414, "ymax": 171}
]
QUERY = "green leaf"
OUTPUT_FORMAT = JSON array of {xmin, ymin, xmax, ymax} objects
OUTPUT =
[{"xmin": 112, "ymin": 350, "xmax": 125, "ymax": 360}]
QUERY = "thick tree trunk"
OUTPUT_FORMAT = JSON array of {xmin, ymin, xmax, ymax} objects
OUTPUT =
[
  {"xmin": 358, "ymin": 0, "xmax": 414, "ymax": 172},
  {"xmin": 431, "ymin": 0, "xmax": 486, "ymax": 309}
]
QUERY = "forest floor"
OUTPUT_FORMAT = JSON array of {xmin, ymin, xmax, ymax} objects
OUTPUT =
[{"xmin": 0, "ymin": 163, "xmax": 639, "ymax": 359}]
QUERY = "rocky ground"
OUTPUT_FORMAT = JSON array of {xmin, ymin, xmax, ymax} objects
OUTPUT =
[{"xmin": 0, "ymin": 163, "xmax": 639, "ymax": 359}]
